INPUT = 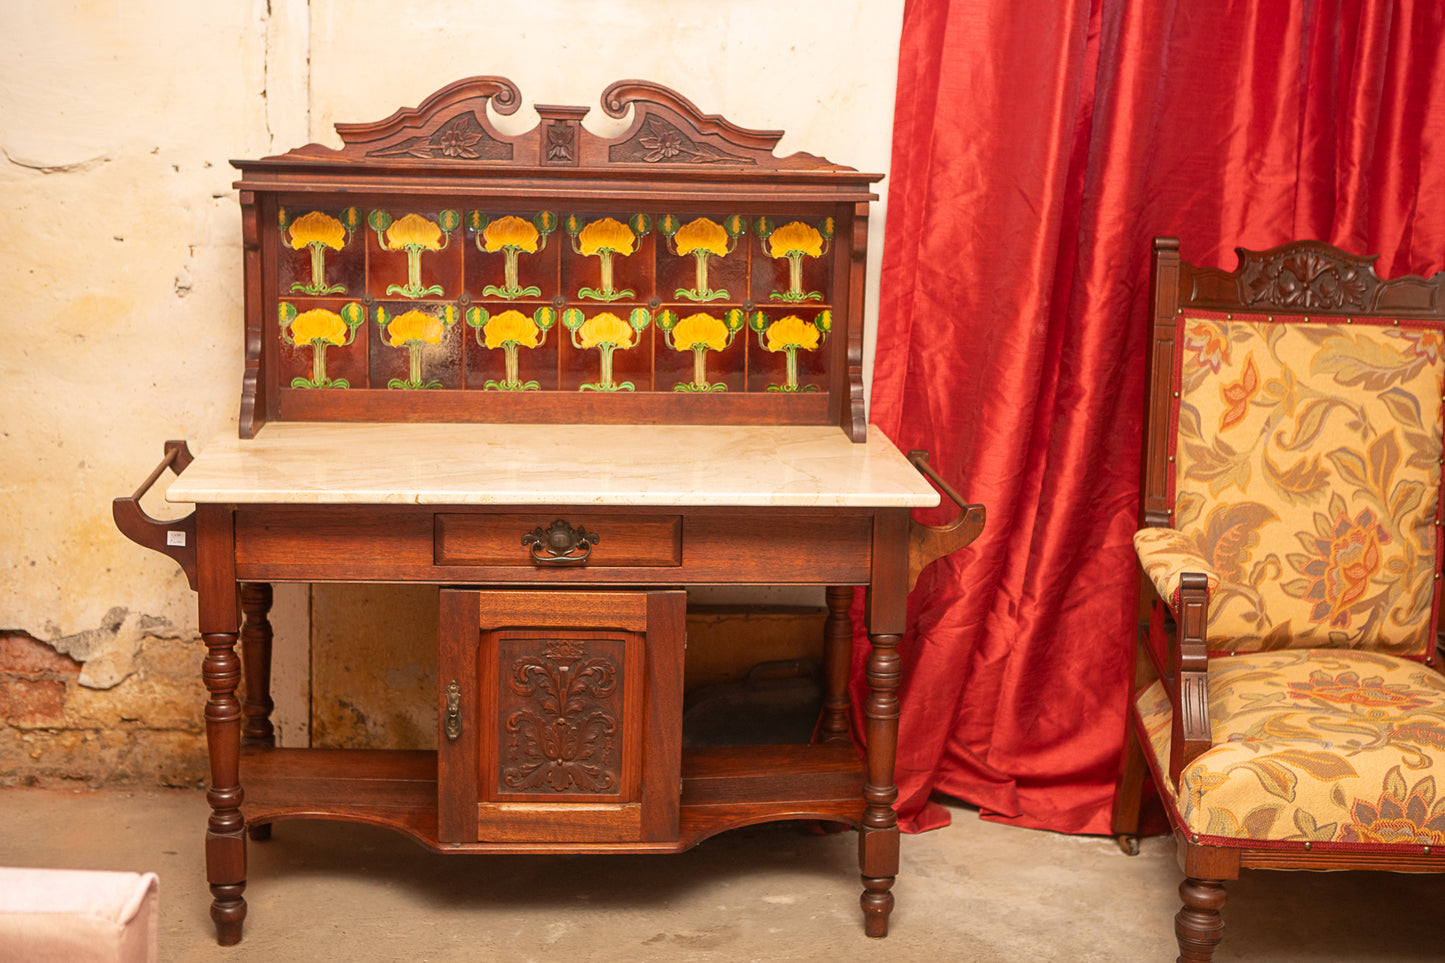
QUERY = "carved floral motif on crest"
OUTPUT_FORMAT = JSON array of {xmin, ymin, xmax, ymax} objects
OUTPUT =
[
  {"xmin": 1244, "ymin": 250, "xmax": 1371, "ymax": 311},
  {"xmin": 610, "ymin": 115, "xmax": 754, "ymax": 165},
  {"xmin": 370, "ymin": 113, "xmax": 513, "ymax": 161},
  {"xmin": 502, "ymin": 642, "xmax": 620, "ymax": 794},
  {"xmin": 546, "ymin": 122, "xmax": 576, "ymax": 163}
]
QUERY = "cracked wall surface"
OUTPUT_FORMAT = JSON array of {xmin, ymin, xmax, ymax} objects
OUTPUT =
[{"xmin": 0, "ymin": 0, "xmax": 904, "ymax": 785}]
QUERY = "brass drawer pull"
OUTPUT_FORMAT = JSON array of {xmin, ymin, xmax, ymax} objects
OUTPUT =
[{"xmin": 522, "ymin": 519, "xmax": 600, "ymax": 566}]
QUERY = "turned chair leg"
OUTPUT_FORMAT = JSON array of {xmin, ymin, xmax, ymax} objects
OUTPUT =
[{"xmin": 1175, "ymin": 877, "xmax": 1226, "ymax": 962}]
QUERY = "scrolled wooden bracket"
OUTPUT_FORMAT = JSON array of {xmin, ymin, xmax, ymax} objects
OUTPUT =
[
  {"xmin": 906, "ymin": 450, "xmax": 986, "ymax": 591},
  {"xmin": 112, "ymin": 440, "xmax": 199, "ymax": 590}
]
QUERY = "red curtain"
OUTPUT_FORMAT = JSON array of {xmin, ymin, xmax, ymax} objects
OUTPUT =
[{"xmin": 856, "ymin": 0, "xmax": 1445, "ymax": 834}]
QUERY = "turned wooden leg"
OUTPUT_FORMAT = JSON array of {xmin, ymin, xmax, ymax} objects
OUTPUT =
[
  {"xmin": 1175, "ymin": 877, "xmax": 1226, "ymax": 962},
  {"xmin": 239, "ymin": 582, "xmax": 275, "ymax": 842},
  {"xmin": 203, "ymin": 630, "xmax": 248, "ymax": 945},
  {"xmin": 859, "ymin": 629, "xmax": 902, "ymax": 938},
  {"xmin": 819, "ymin": 586, "xmax": 855, "ymax": 744},
  {"xmin": 1112, "ymin": 718, "xmax": 1147, "ymax": 855},
  {"xmin": 240, "ymin": 582, "xmax": 276, "ymax": 747}
]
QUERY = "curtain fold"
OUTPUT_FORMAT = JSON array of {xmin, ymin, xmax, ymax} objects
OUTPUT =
[{"xmin": 858, "ymin": 0, "xmax": 1445, "ymax": 834}]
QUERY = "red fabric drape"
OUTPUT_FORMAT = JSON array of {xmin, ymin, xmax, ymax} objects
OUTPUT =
[{"xmin": 856, "ymin": 0, "xmax": 1445, "ymax": 835}]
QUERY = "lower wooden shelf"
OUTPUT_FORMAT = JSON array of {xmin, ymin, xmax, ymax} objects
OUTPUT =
[{"xmin": 240, "ymin": 742, "xmax": 866, "ymax": 855}]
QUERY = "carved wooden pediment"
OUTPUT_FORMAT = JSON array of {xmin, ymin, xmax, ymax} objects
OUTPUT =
[
  {"xmin": 1182, "ymin": 239, "xmax": 1445, "ymax": 317},
  {"xmin": 244, "ymin": 76, "xmax": 850, "ymax": 175},
  {"xmin": 228, "ymin": 78, "xmax": 881, "ymax": 441}
]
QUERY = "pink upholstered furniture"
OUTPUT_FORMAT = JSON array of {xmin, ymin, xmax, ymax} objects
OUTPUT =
[{"xmin": 0, "ymin": 867, "xmax": 158, "ymax": 963}]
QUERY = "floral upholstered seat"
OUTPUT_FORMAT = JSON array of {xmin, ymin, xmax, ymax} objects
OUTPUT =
[
  {"xmin": 1137, "ymin": 651, "xmax": 1445, "ymax": 844},
  {"xmin": 1113, "ymin": 238, "xmax": 1445, "ymax": 962}
]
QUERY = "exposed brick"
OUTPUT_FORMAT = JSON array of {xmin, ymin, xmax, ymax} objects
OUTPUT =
[
  {"xmin": 0, "ymin": 633, "xmax": 82, "ymax": 677},
  {"xmin": 0, "ymin": 678, "xmax": 68, "ymax": 726}
]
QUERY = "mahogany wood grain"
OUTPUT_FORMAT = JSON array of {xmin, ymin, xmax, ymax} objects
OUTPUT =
[
  {"xmin": 842, "ymin": 203, "xmax": 870, "ymax": 442},
  {"xmin": 1169, "ymin": 574, "xmax": 1212, "ymax": 778},
  {"xmin": 238, "ymin": 194, "xmax": 265, "ymax": 437},
  {"xmin": 858, "ymin": 630, "xmax": 902, "ymax": 940},
  {"xmin": 474, "ymin": 589, "xmax": 650, "ymax": 631},
  {"xmin": 110, "ymin": 441, "xmax": 198, "ymax": 589},
  {"xmin": 437, "ymin": 590, "xmax": 479, "ymax": 843},
  {"xmin": 234, "ymin": 506, "xmax": 875, "ymax": 585},
  {"xmin": 238, "ymin": 582, "xmax": 276, "ymax": 843},
  {"xmin": 1176, "ymin": 878, "xmax": 1227, "ymax": 963},
  {"xmin": 641, "ymin": 591, "xmax": 686, "ymax": 839},
  {"xmin": 194, "ymin": 506, "xmax": 246, "ymax": 944},
  {"xmin": 440, "ymin": 589, "xmax": 684, "ymax": 845},
  {"xmin": 865, "ymin": 510, "xmax": 910, "ymax": 635},
  {"xmin": 240, "ymin": 744, "xmax": 864, "ymax": 854},
  {"xmin": 278, "ymin": 389, "xmax": 832, "ymax": 429},
  {"xmin": 239, "ymin": 583, "xmax": 275, "ymax": 749},
  {"xmin": 436, "ymin": 513, "xmax": 681, "ymax": 567},
  {"xmin": 1110, "ymin": 719, "xmax": 1147, "ymax": 850},
  {"xmin": 478, "ymin": 627, "xmax": 646, "ymax": 810},
  {"xmin": 474, "ymin": 802, "xmax": 645, "ymax": 843},
  {"xmin": 855, "ymin": 511, "xmax": 906, "ymax": 937},
  {"xmin": 819, "ymin": 586, "xmax": 855, "ymax": 744},
  {"xmin": 905, "ymin": 450, "xmax": 986, "ymax": 590},
  {"xmin": 1140, "ymin": 237, "xmax": 1180, "ymax": 529}
]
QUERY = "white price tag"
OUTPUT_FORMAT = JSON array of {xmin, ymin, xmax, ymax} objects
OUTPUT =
[{"xmin": 166, "ymin": 530, "xmax": 187, "ymax": 547}]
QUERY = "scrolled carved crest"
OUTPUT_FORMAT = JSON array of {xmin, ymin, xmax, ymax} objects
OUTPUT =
[
  {"xmin": 1241, "ymin": 246, "xmax": 1372, "ymax": 311},
  {"xmin": 246, "ymin": 76, "xmax": 844, "ymax": 173}
]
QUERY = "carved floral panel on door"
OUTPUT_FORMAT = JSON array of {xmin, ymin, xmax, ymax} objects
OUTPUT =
[{"xmin": 495, "ymin": 634, "xmax": 627, "ymax": 798}]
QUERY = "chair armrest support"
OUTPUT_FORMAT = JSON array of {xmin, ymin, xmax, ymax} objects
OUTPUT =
[
  {"xmin": 1170, "ymin": 571, "xmax": 1213, "ymax": 779},
  {"xmin": 1133, "ymin": 529, "xmax": 1216, "ymax": 780}
]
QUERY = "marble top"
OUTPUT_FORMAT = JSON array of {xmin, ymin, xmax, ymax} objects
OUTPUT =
[{"xmin": 165, "ymin": 423, "xmax": 941, "ymax": 508}]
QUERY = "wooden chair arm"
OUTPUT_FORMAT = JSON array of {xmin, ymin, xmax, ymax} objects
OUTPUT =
[
  {"xmin": 1169, "ymin": 571, "xmax": 1213, "ymax": 779},
  {"xmin": 906, "ymin": 450, "xmax": 986, "ymax": 591},
  {"xmin": 112, "ymin": 440, "xmax": 198, "ymax": 590}
]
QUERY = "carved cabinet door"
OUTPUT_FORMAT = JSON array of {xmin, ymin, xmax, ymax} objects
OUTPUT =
[{"xmin": 437, "ymin": 588, "xmax": 685, "ymax": 844}]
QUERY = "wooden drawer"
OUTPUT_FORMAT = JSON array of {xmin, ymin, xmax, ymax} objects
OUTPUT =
[
  {"xmin": 434, "ymin": 513, "xmax": 682, "ymax": 567},
  {"xmin": 233, "ymin": 506, "xmax": 875, "ymax": 584}
]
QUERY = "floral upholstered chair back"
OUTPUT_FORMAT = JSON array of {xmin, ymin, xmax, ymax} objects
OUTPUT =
[{"xmin": 1136, "ymin": 312, "xmax": 1445, "ymax": 657}]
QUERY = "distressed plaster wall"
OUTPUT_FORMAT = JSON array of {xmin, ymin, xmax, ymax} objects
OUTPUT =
[{"xmin": 0, "ymin": 1, "xmax": 904, "ymax": 783}]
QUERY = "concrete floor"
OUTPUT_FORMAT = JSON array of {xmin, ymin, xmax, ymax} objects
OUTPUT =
[{"xmin": 3, "ymin": 789, "xmax": 1444, "ymax": 961}]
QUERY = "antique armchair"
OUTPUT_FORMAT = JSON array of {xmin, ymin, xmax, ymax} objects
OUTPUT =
[{"xmin": 1112, "ymin": 237, "xmax": 1445, "ymax": 962}]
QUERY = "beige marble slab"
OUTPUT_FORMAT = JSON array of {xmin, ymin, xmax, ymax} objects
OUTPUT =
[{"xmin": 165, "ymin": 423, "xmax": 941, "ymax": 508}]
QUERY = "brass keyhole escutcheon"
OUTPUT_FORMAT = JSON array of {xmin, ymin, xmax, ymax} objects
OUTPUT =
[{"xmin": 444, "ymin": 680, "xmax": 462, "ymax": 741}]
